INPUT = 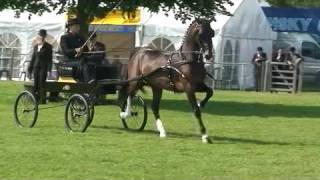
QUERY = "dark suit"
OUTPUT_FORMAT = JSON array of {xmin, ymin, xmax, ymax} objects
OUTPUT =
[
  {"xmin": 88, "ymin": 41, "xmax": 106, "ymax": 64},
  {"xmin": 60, "ymin": 33, "xmax": 87, "ymax": 59},
  {"xmin": 60, "ymin": 33, "xmax": 92, "ymax": 82},
  {"xmin": 29, "ymin": 42, "xmax": 53, "ymax": 102},
  {"xmin": 252, "ymin": 52, "xmax": 267, "ymax": 91}
]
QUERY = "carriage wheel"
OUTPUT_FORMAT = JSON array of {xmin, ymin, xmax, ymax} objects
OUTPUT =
[
  {"xmin": 13, "ymin": 91, "xmax": 38, "ymax": 128},
  {"xmin": 65, "ymin": 94, "xmax": 91, "ymax": 132},
  {"xmin": 121, "ymin": 95, "xmax": 147, "ymax": 131},
  {"xmin": 82, "ymin": 94, "xmax": 95, "ymax": 126}
]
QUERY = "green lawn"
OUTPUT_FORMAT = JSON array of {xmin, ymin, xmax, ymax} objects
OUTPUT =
[{"xmin": 1, "ymin": 81, "xmax": 320, "ymax": 180}]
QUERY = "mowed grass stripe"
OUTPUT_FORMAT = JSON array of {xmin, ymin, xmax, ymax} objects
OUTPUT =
[{"xmin": 0, "ymin": 81, "xmax": 320, "ymax": 180}]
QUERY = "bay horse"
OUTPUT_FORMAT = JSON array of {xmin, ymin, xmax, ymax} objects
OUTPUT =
[{"xmin": 119, "ymin": 18, "xmax": 215, "ymax": 143}]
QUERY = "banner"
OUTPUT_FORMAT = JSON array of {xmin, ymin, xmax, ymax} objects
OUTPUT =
[
  {"xmin": 262, "ymin": 7, "xmax": 320, "ymax": 35},
  {"xmin": 90, "ymin": 10, "xmax": 140, "ymax": 25},
  {"xmin": 89, "ymin": 24, "xmax": 136, "ymax": 33}
]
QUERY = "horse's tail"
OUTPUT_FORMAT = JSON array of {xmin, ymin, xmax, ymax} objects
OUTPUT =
[
  {"xmin": 118, "ymin": 47, "xmax": 148, "ymax": 103},
  {"xmin": 118, "ymin": 63, "xmax": 128, "ymax": 105}
]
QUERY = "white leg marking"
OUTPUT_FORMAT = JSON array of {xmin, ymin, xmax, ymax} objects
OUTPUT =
[
  {"xmin": 156, "ymin": 119, "xmax": 166, "ymax": 138},
  {"xmin": 120, "ymin": 96, "xmax": 131, "ymax": 119},
  {"xmin": 202, "ymin": 134, "xmax": 209, "ymax": 143}
]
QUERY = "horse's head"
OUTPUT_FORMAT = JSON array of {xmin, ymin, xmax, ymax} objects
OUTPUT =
[{"xmin": 193, "ymin": 18, "xmax": 215, "ymax": 61}]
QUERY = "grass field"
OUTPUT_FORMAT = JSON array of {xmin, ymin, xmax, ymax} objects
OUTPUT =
[{"xmin": 1, "ymin": 81, "xmax": 320, "ymax": 180}]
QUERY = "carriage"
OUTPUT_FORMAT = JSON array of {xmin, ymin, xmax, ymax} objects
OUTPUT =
[{"xmin": 13, "ymin": 54, "xmax": 148, "ymax": 132}]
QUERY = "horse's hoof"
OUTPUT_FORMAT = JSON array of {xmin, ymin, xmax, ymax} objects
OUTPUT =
[
  {"xmin": 119, "ymin": 112, "xmax": 125, "ymax": 119},
  {"xmin": 198, "ymin": 101, "xmax": 206, "ymax": 109},
  {"xmin": 202, "ymin": 135, "xmax": 212, "ymax": 144},
  {"xmin": 120, "ymin": 112, "xmax": 129, "ymax": 119},
  {"xmin": 159, "ymin": 132, "xmax": 167, "ymax": 138}
]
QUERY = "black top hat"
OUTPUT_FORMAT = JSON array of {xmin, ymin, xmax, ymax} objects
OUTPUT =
[
  {"xmin": 66, "ymin": 18, "xmax": 80, "ymax": 27},
  {"xmin": 257, "ymin": 47, "xmax": 263, "ymax": 51},
  {"xmin": 38, "ymin": 29, "xmax": 47, "ymax": 38}
]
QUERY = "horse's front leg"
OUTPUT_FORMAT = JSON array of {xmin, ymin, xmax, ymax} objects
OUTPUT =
[
  {"xmin": 186, "ymin": 90, "xmax": 212, "ymax": 143},
  {"xmin": 151, "ymin": 88, "xmax": 166, "ymax": 138},
  {"xmin": 120, "ymin": 96, "xmax": 131, "ymax": 119},
  {"xmin": 198, "ymin": 82, "xmax": 213, "ymax": 108}
]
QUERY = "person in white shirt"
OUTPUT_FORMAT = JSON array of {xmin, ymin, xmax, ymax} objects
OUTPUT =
[{"xmin": 28, "ymin": 29, "xmax": 53, "ymax": 103}]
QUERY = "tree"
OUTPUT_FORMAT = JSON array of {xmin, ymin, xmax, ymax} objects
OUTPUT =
[
  {"xmin": 266, "ymin": 0, "xmax": 320, "ymax": 7},
  {"xmin": 1, "ymin": 0, "xmax": 233, "ymax": 35}
]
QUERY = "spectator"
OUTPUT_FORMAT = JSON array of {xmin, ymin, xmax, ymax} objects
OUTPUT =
[
  {"xmin": 286, "ymin": 47, "xmax": 304, "ymax": 91},
  {"xmin": 28, "ymin": 29, "xmax": 53, "ymax": 104},
  {"xmin": 286, "ymin": 47, "xmax": 303, "ymax": 69},
  {"xmin": 252, "ymin": 47, "xmax": 267, "ymax": 91}
]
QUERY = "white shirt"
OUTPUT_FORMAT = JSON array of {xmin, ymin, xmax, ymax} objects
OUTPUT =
[{"xmin": 37, "ymin": 44, "xmax": 43, "ymax": 52}]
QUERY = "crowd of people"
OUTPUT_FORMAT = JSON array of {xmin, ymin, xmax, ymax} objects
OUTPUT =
[{"xmin": 252, "ymin": 46, "xmax": 303, "ymax": 92}]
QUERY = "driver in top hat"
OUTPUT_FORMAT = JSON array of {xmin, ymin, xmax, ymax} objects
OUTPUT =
[{"xmin": 59, "ymin": 18, "xmax": 95, "ymax": 83}]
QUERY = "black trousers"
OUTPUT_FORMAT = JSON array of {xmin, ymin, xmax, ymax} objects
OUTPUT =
[
  {"xmin": 81, "ymin": 60, "xmax": 96, "ymax": 82},
  {"xmin": 33, "ymin": 67, "xmax": 48, "ymax": 102},
  {"xmin": 254, "ymin": 65, "xmax": 263, "ymax": 91},
  {"xmin": 62, "ymin": 59, "xmax": 94, "ymax": 82}
]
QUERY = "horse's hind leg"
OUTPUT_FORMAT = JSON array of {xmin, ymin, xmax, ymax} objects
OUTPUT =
[
  {"xmin": 186, "ymin": 90, "xmax": 211, "ymax": 143},
  {"xmin": 119, "ymin": 82, "xmax": 137, "ymax": 119},
  {"xmin": 151, "ymin": 88, "xmax": 166, "ymax": 138},
  {"xmin": 198, "ymin": 83, "xmax": 213, "ymax": 108}
]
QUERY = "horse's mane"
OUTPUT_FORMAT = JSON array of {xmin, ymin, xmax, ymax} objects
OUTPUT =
[{"xmin": 180, "ymin": 19, "xmax": 199, "ymax": 48}]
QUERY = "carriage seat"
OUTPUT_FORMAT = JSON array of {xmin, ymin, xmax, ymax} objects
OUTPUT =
[
  {"xmin": 54, "ymin": 52, "xmax": 121, "ymax": 83},
  {"xmin": 54, "ymin": 53, "xmax": 78, "ymax": 83}
]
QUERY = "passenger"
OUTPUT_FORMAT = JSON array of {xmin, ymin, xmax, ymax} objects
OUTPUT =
[
  {"xmin": 86, "ymin": 32, "xmax": 106, "ymax": 77},
  {"xmin": 87, "ymin": 32, "xmax": 107, "ymax": 104},
  {"xmin": 87, "ymin": 32, "xmax": 106, "ymax": 63}
]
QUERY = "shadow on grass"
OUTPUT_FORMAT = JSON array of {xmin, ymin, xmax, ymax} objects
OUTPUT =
[
  {"xmin": 147, "ymin": 99, "xmax": 320, "ymax": 118},
  {"xmin": 91, "ymin": 125, "xmax": 292, "ymax": 146}
]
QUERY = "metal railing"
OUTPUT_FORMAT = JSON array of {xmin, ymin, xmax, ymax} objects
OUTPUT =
[
  {"xmin": 210, "ymin": 62, "xmax": 252, "ymax": 90},
  {"xmin": 0, "ymin": 52, "xmax": 28, "ymax": 80}
]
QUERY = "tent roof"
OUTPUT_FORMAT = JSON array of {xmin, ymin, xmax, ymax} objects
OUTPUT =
[
  {"xmin": 141, "ymin": 0, "xmax": 276, "ymax": 39},
  {"xmin": 141, "ymin": 9, "xmax": 189, "ymax": 29},
  {"xmin": 210, "ymin": 0, "xmax": 244, "ymax": 31},
  {"xmin": 213, "ymin": 0, "xmax": 277, "ymax": 40}
]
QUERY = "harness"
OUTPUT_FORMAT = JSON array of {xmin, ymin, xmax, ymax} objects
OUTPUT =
[{"xmin": 162, "ymin": 48, "xmax": 205, "ymax": 91}]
